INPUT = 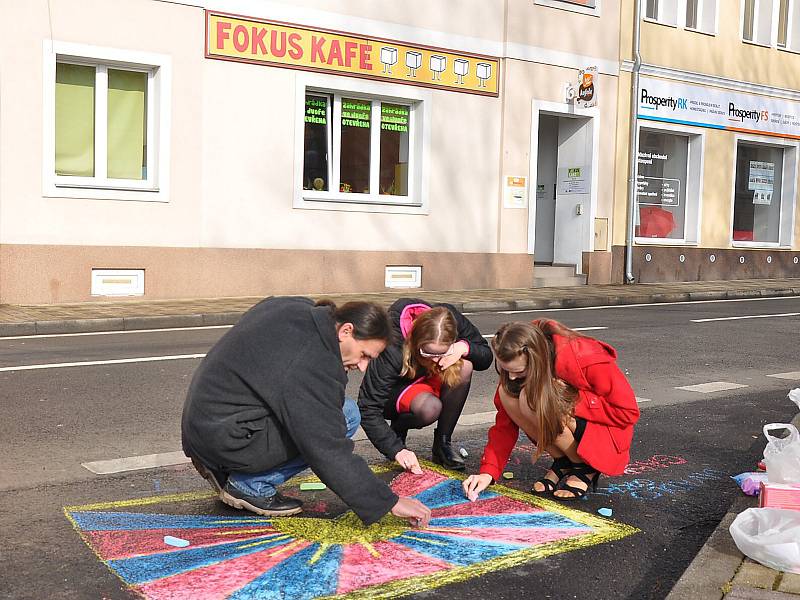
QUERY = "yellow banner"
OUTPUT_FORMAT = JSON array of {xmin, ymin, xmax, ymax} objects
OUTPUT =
[{"xmin": 206, "ymin": 12, "xmax": 500, "ymax": 96}]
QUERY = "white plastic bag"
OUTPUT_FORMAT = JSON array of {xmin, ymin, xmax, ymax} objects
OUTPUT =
[
  {"xmin": 763, "ymin": 423, "xmax": 800, "ymax": 483},
  {"xmin": 790, "ymin": 388, "xmax": 800, "ymax": 412},
  {"xmin": 729, "ymin": 508, "xmax": 800, "ymax": 574}
]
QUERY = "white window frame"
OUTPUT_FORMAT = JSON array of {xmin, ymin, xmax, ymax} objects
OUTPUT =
[
  {"xmin": 634, "ymin": 121, "xmax": 705, "ymax": 246},
  {"xmin": 294, "ymin": 73, "xmax": 431, "ymax": 214},
  {"xmin": 740, "ymin": 0, "xmax": 781, "ymax": 47},
  {"xmin": 643, "ymin": 0, "xmax": 718, "ymax": 35},
  {"xmin": 729, "ymin": 133, "xmax": 797, "ymax": 249},
  {"xmin": 776, "ymin": 0, "xmax": 800, "ymax": 52},
  {"xmin": 533, "ymin": 0, "xmax": 602, "ymax": 17},
  {"xmin": 43, "ymin": 41, "xmax": 171, "ymax": 202}
]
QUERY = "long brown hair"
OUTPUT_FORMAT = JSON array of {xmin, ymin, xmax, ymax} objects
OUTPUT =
[
  {"xmin": 492, "ymin": 320, "xmax": 581, "ymax": 461},
  {"xmin": 401, "ymin": 307, "xmax": 463, "ymax": 388}
]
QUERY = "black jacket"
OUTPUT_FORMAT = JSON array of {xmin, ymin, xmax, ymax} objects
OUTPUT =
[
  {"xmin": 181, "ymin": 296, "xmax": 398, "ymax": 525},
  {"xmin": 357, "ymin": 298, "xmax": 493, "ymax": 459}
]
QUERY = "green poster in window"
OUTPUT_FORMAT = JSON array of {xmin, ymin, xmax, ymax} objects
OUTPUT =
[
  {"xmin": 381, "ymin": 104, "xmax": 409, "ymax": 132},
  {"xmin": 341, "ymin": 99, "xmax": 371, "ymax": 128},
  {"xmin": 107, "ymin": 69, "xmax": 147, "ymax": 180},
  {"xmin": 305, "ymin": 96, "xmax": 327, "ymax": 125},
  {"xmin": 55, "ymin": 63, "xmax": 96, "ymax": 177}
]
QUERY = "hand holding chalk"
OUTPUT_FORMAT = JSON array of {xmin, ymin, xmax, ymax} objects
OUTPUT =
[
  {"xmin": 395, "ymin": 449, "xmax": 423, "ymax": 475},
  {"xmin": 462, "ymin": 473, "xmax": 493, "ymax": 502}
]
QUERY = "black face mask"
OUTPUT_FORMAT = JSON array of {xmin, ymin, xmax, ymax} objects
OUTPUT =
[{"xmin": 505, "ymin": 376, "xmax": 525, "ymax": 397}]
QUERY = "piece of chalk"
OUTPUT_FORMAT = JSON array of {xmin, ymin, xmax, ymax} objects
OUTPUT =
[
  {"xmin": 164, "ymin": 535, "xmax": 190, "ymax": 548},
  {"xmin": 299, "ymin": 482, "xmax": 326, "ymax": 491},
  {"xmin": 597, "ymin": 507, "xmax": 613, "ymax": 517},
  {"xmin": 502, "ymin": 472, "xmax": 514, "ymax": 480},
  {"xmin": 459, "ymin": 447, "xmax": 469, "ymax": 458}
]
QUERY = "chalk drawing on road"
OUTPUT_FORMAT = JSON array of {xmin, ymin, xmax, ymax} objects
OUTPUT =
[{"xmin": 64, "ymin": 462, "xmax": 637, "ymax": 599}]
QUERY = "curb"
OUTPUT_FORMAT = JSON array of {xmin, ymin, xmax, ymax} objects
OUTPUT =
[
  {"xmin": 0, "ymin": 287, "xmax": 797, "ymax": 337},
  {"xmin": 666, "ymin": 412, "xmax": 800, "ymax": 600}
]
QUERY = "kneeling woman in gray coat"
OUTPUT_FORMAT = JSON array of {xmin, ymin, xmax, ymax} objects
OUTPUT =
[{"xmin": 182, "ymin": 296, "xmax": 430, "ymax": 527}]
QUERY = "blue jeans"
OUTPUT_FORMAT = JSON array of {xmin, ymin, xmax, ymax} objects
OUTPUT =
[{"xmin": 227, "ymin": 397, "xmax": 361, "ymax": 498}]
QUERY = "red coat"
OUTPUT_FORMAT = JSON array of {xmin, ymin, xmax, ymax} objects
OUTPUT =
[{"xmin": 479, "ymin": 332, "xmax": 639, "ymax": 480}]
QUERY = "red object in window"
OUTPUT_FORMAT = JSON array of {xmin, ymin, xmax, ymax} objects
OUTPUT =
[
  {"xmin": 637, "ymin": 206, "xmax": 676, "ymax": 238},
  {"xmin": 733, "ymin": 230, "xmax": 754, "ymax": 241}
]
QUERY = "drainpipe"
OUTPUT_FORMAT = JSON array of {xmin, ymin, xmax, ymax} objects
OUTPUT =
[{"xmin": 625, "ymin": 0, "xmax": 642, "ymax": 284}]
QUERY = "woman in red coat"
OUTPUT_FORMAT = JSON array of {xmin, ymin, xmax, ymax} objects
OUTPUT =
[{"xmin": 463, "ymin": 319, "xmax": 639, "ymax": 500}]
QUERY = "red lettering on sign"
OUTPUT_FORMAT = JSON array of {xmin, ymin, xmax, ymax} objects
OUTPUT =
[
  {"xmin": 216, "ymin": 21, "xmax": 231, "ymax": 49},
  {"xmin": 310, "ymin": 36, "xmax": 326, "ymax": 63},
  {"xmin": 327, "ymin": 39, "xmax": 343, "ymax": 66},
  {"xmin": 251, "ymin": 26, "xmax": 267, "ymax": 55},
  {"xmin": 344, "ymin": 41, "xmax": 357, "ymax": 68},
  {"xmin": 359, "ymin": 43, "xmax": 372, "ymax": 70},
  {"xmin": 232, "ymin": 25, "xmax": 249, "ymax": 52},
  {"xmin": 270, "ymin": 30, "xmax": 287, "ymax": 58},
  {"xmin": 288, "ymin": 33, "xmax": 303, "ymax": 59}
]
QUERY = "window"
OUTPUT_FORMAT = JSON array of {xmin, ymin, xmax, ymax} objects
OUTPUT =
[
  {"xmin": 56, "ymin": 63, "xmax": 149, "ymax": 181},
  {"xmin": 44, "ymin": 42, "xmax": 171, "ymax": 201},
  {"xmin": 635, "ymin": 128, "xmax": 702, "ymax": 243},
  {"xmin": 742, "ymin": 0, "xmax": 776, "ymax": 45},
  {"xmin": 733, "ymin": 143, "xmax": 783, "ymax": 243},
  {"xmin": 301, "ymin": 91, "xmax": 415, "ymax": 203},
  {"xmin": 533, "ymin": 0, "xmax": 601, "ymax": 16},
  {"xmin": 776, "ymin": 0, "xmax": 800, "ymax": 50},
  {"xmin": 645, "ymin": 0, "xmax": 716, "ymax": 33}
]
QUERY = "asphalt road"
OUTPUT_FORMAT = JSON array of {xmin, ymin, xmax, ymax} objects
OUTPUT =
[{"xmin": 1, "ymin": 296, "xmax": 799, "ymax": 599}]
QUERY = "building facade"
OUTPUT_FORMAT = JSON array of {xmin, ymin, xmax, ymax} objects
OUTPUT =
[
  {"xmin": 613, "ymin": 0, "xmax": 800, "ymax": 282},
  {"xmin": 0, "ymin": 0, "xmax": 622, "ymax": 303}
]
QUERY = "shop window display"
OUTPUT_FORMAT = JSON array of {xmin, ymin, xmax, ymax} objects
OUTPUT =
[
  {"xmin": 635, "ymin": 130, "xmax": 688, "ymax": 240},
  {"xmin": 733, "ymin": 143, "xmax": 783, "ymax": 244}
]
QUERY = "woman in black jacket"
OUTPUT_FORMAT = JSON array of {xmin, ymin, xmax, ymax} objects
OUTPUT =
[{"xmin": 358, "ymin": 298, "xmax": 493, "ymax": 472}]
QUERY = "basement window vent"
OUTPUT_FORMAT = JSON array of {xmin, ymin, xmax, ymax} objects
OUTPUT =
[
  {"xmin": 385, "ymin": 266, "xmax": 422, "ymax": 289},
  {"xmin": 91, "ymin": 269, "xmax": 145, "ymax": 296}
]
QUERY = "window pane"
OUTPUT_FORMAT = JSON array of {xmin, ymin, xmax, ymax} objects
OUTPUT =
[
  {"xmin": 778, "ymin": 0, "xmax": 789, "ymax": 46},
  {"xmin": 379, "ymin": 103, "xmax": 409, "ymax": 196},
  {"xmin": 303, "ymin": 94, "xmax": 330, "ymax": 191},
  {"xmin": 107, "ymin": 69, "xmax": 147, "ymax": 180},
  {"xmin": 685, "ymin": 0, "xmax": 698, "ymax": 29},
  {"xmin": 733, "ymin": 144, "xmax": 783, "ymax": 243},
  {"xmin": 340, "ymin": 98, "xmax": 371, "ymax": 194},
  {"xmin": 55, "ymin": 63, "xmax": 95, "ymax": 177},
  {"xmin": 646, "ymin": 0, "xmax": 659, "ymax": 20},
  {"xmin": 743, "ymin": 0, "xmax": 755, "ymax": 40},
  {"xmin": 635, "ymin": 130, "xmax": 688, "ymax": 240}
]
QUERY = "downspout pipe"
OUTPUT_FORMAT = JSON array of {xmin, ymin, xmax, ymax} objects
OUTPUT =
[{"xmin": 625, "ymin": 0, "xmax": 642, "ymax": 283}]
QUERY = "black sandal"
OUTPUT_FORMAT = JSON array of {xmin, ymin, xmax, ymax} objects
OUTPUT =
[
  {"xmin": 555, "ymin": 462, "xmax": 600, "ymax": 500},
  {"xmin": 531, "ymin": 455, "xmax": 572, "ymax": 495}
]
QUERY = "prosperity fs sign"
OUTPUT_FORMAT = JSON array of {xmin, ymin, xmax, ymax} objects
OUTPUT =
[
  {"xmin": 638, "ymin": 75, "xmax": 800, "ymax": 140},
  {"xmin": 205, "ymin": 12, "xmax": 500, "ymax": 96}
]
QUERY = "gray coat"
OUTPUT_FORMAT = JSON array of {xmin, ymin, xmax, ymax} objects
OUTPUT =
[{"xmin": 181, "ymin": 296, "xmax": 398, "ymax": 525}]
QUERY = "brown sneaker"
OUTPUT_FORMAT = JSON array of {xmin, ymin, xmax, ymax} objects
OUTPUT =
[
  {"xmin": 190, "ymin": 456, "xmax": 227, "ymax": 495},
  {"xmin": 220, "ymin": 482, "xmax": 303, "ymax": 517}
]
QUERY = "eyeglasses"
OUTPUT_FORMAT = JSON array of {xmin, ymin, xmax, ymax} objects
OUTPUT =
[{"xmin": 418, "ymin": 346, "xmax": 455, "ymax": 359}]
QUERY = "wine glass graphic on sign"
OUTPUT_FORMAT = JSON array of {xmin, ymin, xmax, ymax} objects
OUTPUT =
[
  {"xmin": 406, "ymin": 51, "xmax": 422, "ymax": 77},
  {"xmin": 430, "ymin": 55, "xmax": 446, "ymax": 81},
  {"xmin": 476, "ymin": 62, "xmax": 492, "ymax": 88},
  {"xmin": 454, "ymin": 59, "xmax": 469, "ymax": 84},
  {"xmin": 380, "ymin": 47, "xmax": 398, "ymax": 74}
]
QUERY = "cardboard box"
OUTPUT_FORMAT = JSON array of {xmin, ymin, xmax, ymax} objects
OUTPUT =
[{"xmin": 759, "ymin": 481, "xmax": 800, "ymax": 511}]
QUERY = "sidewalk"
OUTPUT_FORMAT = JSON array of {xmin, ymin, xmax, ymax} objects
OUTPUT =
[
  {"xmin": 1, "ymin": 278, "xmax": 799, "ymax": 336},
  {"xmin": 666, "ymin": 412, "xmax": 800, "ymax": 600}
]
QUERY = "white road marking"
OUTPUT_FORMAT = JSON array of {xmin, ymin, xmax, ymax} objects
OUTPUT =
[
  {"xmin": 675, "ymin": 381, "xmax": 749, "ymax": 394},
  {"xmin": 489, "ymin": 295, "xmax": 799, "ymax": 315},
  {"xmin": 691, "ymin": 312, "xmax": 800, "ymax": 323},
  {"xmin": 636, "ymin": 397, "xmax": 652, "ymax": 403},
  {"xmin": 82, "ymin": 451, "xmax": 190, "ymax": 474},
  {"xmin": 481, "ymin": 326, "xmax": 607, "ymax": 339},
  {"xmin": 766, "ymin": 371, "xmax": 800, "ymax": 380},
  {"xmin": 0, "ymin": 324, "xmax": 231, "ymax": 341},
  {"xmin": 0, "ymin": 353, "xmax": 206, "ymax": 372}
]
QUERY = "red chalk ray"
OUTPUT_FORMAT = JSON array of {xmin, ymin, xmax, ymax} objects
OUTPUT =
[
  {"xmin": 336, "ymin": 540, "xmax": 453, "ymax": 594},
  {"xmin": 431, "ymin": 495, "xmax": 543, "ymax": 518},
  {"xmin": 85, "ymin": 526, "xmax": 279, "ymax": 560},
  {"xmin": 390, "ymin": 469, "xmax": 449, "ymax": 497},
  {"xmin": 440, "ymin": 526, "xmax": 593, "ymax": 546},
  {"xmin": 134, "ymin": 539, "xmax": 312, "ymax": 600}
]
